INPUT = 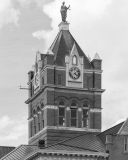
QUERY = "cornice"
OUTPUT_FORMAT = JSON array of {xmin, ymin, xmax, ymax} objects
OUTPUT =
[
  {"xmin": 24, "ymin": 150, "xmax": 109, "ymax": 160},
  {"xmin": 25, "ymin": 85, "xmax": 105, "ymax": 104}
]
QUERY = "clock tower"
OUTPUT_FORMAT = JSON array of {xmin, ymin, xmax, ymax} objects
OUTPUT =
[{"xmin": 25, "ymin": 22, "xmax": 105, "ymax": 146}]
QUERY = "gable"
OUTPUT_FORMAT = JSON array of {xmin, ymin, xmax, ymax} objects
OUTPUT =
[{"xmin": 118, "ymin": 118, "xmax": 128, "ymax": 135}]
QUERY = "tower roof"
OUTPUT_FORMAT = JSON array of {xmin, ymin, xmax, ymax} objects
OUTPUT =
[
  {"xmin": 48, "ymin": 23, "xmax": 93, "ymax": 69},
  {"xmin": 93, "ymin": 53, "xmax": 101, "ymax": 60}
]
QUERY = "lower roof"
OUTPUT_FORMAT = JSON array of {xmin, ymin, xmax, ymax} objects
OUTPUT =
[
  {"xmin": 0, "ymin": 132, "xmax": 107, "ymax": 160},
  {"xmin": 0, "ymin": 146, "xmax": 15, "ymax": 159}
]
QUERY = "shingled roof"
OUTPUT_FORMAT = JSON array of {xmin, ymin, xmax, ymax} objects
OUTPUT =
[
  {"xmin": 0, "ymin": 132, "xmax": 107, "ymax": 160},
  {"xmin": 48, "ymin": 132, "xmax": 106, "ymax": 153},
  {"xmin": 0, "ymin": 146, "xmax": 15, "ymax": 159},
  {"xmin": 49, "ymin": 29, "xmax": 93, "ymax": 69},
  {"xmin": 0, "ymin": 145, "xmax": 38, "ymax": 160},
  {"xmin": 97, "ymin": 121, "xmax": 124, "ymax": 145}
]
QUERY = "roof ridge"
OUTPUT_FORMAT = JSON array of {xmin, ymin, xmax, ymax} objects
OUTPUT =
[
  {"xmin": 60, "ymin": 143, "xmax": 99, "ymax": 152},
  {"xmin": 49, "ymin": 31, "xmax": 61, "ymax": 50},
  {"xmin": 46, "ymin": 132, "xmax": 94, "ymax": 149}
]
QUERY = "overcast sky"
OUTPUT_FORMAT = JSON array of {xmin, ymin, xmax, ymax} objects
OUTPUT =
[{"xmin": 0, "ymin": 0, "xmax": 128, "ymax": 147}]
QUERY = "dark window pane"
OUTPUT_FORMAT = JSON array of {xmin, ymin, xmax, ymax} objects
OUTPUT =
[
  {"xmin": 83, "ymin": 103, "xmax": 88, "ymax": 107},
  {"xmin": 42, "ymin": 111, "xmax": 44, "ymax": 119},
  {"xmin": 38, "ymin": 123, "xmax": 40, "ymax": 131},
  {"xmin": 42, "ymin": 77, "xmax": 44, "ymax": 85},
  {"xmin": 42, "ymin": 120, "xmax": 44, "ymax": 128},
  {"xmin": 71, "ymin": 102, "xmax": 76, "ymax": 107},
  {"xmin": 83, "ymin": 109, "xmax": 88, "ymax": 118},
  {"xmin": 59, "ymin": 101, "xmax": 65, "ymax": 106},
  {"xmin": 41, "ymin": 103, "xmax": 44, "ymax": 109},
  {"xmin": 59, "ymin": 108, "xmax": 65, "ymax": 116},
  {"xmin": 34, "ymin": 117, "xmax": 36, "ymax": 125},
  {"xmin": 34, "ymin": 126, "xmax": 36, "ymax": 134},
  {"xmin": 71, "ymin": 119, "xmax": 76, "ymax": 127},
  {"xmin": 71, "ymin": 109, "xmax": 77, "ymax": 118},
  {"xmin": 59, "ymin": 117, "xmax": 64, "ymax": 126},
  {"xmin": 83, "ymin": 119, "xmax": 88, "ymax": 127},
  {"xmin": 58, "ymin": 75, "xmax": 62, "ymax": 85}
]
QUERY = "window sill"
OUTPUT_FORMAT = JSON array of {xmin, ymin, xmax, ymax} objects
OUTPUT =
[{"xmin": 124, "ymin": 151, "xmax": 128, "ymax": 154}]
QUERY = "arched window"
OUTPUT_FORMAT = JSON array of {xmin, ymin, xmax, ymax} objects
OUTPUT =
[
  {"xmin": 33, "ymin": 116, "xmax": 36, "ymax": 134},
  {"xmin": 41, "ymin": 102, "xmax": 44, "ymax": 129},
  {"xmin": 33, "ymin": 109, "xmax": 36, "ymax": 134},
  {"xmin": 72, "ymin": 55, "xmax": 77, "ymax": 65},
  {"xmin": 58, "ymin": 100, "xmax": 65, "ymax": 126},
  {"xmin": 41, "ymin": 110, "xmax": 44, "ymax": 129},
  {"xmin": 37, "ymin": 106, "xmax": 41, "ymax": 132},
  {"xmin": 71, "ymin": 102, "xmax": 77, "ymax": 127},
  {"xmin": 41, "ymin": 102, "xmax": 44, "ymax": 110},
  {"xmin": 82, "ymin": 102, "xmax": 89, "ymax": 127}
]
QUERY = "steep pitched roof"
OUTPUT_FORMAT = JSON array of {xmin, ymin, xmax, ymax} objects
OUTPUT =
[
  {"xmin": 98, "ymin": 122, "xmax": 124, "ymax": 145},
  {"xmin": 0, "ymin": 146, "xmax": 15, "ymax": 159},
  {"xmin": 49, "ymin": 30, "xmax": 93, "ymax": 69}
]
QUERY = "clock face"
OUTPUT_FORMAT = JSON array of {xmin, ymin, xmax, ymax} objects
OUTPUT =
[
  {"xmin": 69, "ymin": 67, "xmax": 80, "ymax": 80},
  {"xmin": 35, "ymin": 73, "xmax": 39, "ymax": 86}
]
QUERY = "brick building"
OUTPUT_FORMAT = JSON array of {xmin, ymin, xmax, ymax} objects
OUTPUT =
[
  {"xmin": 25, "ymin": 21, "xmax": 104, "ymax": 146},
  {"xmin": 0, "ymin": 21, "xmax": 127, "ymax": 160}
]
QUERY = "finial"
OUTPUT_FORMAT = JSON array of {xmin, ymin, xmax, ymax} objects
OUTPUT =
[{"xmin": 60, "ymin": 2, "xmax": 71, "ymax": 22}]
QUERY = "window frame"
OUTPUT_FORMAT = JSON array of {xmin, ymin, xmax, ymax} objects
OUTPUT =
[
  {"xmin": 37, "ymin": 113, "xmax": 40, "ymax": 131},
  {"xmin": 41, "ymin": 110, "xmax": 44, "ymax": 129},
  {"xmin": 70, "ymin": 102, "xmax": 77, "ymax": 127},
  {"xmin": 33, "ymin": 116, "xmax": 36, "ymax": 134},
  {"xmin": 58, "ymin": 74, "xmax": 62, "ymax": 85},
  {"xmin": 124, "ymin": 136, "xmax": 128, "ymax": 153},
  {"xmin": 72, "ymin": 55, "xmax": 77, "ymax": 65},
  {"xmin": 58, "ymin": 101, "xmax": 65, "ymax": 126},
  {"xmin": 82, "ymin": 102, "xmax": 90, "ymax": 128}
]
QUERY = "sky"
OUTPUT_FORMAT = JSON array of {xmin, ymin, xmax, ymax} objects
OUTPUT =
[{"xmin": 0, "ymin": 0, "xmax": 128, "ymax": 147}]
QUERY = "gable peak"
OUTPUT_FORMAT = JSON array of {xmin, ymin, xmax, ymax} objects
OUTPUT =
[
  {"xmin": 118, "ymin": 118, "xmax": 128, "ymax": 135},
  {"xmin": 70, "ymin": 43, "xmax": 78, "ymax": 57}
]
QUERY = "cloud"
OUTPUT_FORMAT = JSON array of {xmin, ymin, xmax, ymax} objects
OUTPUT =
[
  {"xmin": 113, "ymin": 118, "xmax": 125, "ymax": 126},
  {"xmin": 32, "ymin": 0, "xmax": 112, "ymax": 52},
  {"xmin": 0, "ymin": 0, "xmax": 20, "ymax": 28},
  {"xmin": 0, "ymin": 115, "xmax": 27, "ymax": 142}
]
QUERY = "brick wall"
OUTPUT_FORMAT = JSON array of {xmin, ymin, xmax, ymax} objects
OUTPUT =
[
  {"xmin": 94, "ymin": 74, "xmax": 101, "ymax": 89},
  {"xmin": 110, "ymin": 135, "xmax": 128, "ymax": 160}
]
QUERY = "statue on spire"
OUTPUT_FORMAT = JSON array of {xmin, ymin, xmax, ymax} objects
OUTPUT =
[{"xmin": 60, "ymin": 2, "xmax": 70, "ymax": 22}]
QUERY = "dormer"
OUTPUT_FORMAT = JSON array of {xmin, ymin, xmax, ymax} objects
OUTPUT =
[{"xmin": 65, "ymin": 43, "xmax": 83, "ymax": 88}]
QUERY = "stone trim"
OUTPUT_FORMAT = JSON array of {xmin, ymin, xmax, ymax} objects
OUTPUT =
[
  {"xmin": 40, "ymin": 65, "xmax": 66, "ymax": 75},
  {"xmin": 45, "ymin": 87, "xmax": 103, "ymax": 95},
  {"xmin": 46, "ymin": 126, "xmax": 101, "ymax": 132},
  {"xmin": 84, "ymin": 69, "xmax": 102, "ymax": 74},
  {"xmin": 28, "ymin": 117, "xmax": 33, "ymax": 122},
  {"xmin": 44, "ymin": 105, "xmax": 58, "ymax": 110},
  {"xmin": 28, "ymin": 126, "xmax": 101, "ymax": 142},
  {"xmin": 90, "ymin": 109, "xmax": 101, "ymax": 113}
]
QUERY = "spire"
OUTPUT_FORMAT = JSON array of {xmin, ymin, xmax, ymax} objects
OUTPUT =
[{"xmin": 93, "ymin": 52, "xmax": 101, "ymax": 60}]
